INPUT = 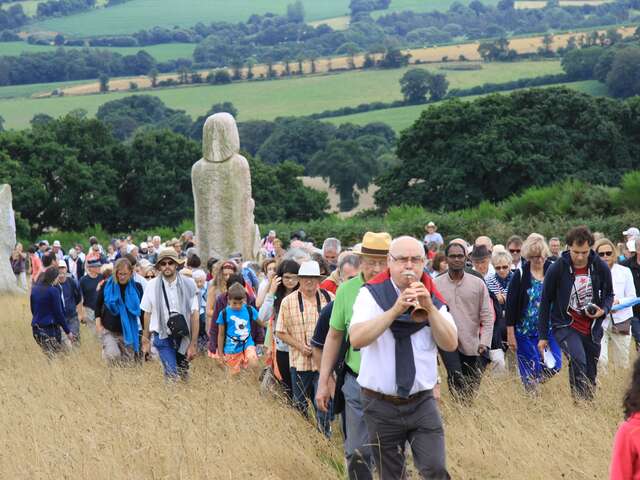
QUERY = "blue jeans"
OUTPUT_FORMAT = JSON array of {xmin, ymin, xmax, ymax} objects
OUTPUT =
[
  {"xmin": 153, "ymin": 334, "xmax": 189, "ymax": 380},
  {"xmin": 515, "ymin": 331, "xmax": 561, "ymax": 388},
  {"xmin": 290, "ymin": 367, "xmax": 333, "ymax": 438}
]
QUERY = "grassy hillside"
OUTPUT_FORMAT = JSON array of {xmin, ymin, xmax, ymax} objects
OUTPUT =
[
  {"xmin": 0, "ymin": 41, "xmax": 196, "ymax": 62},
  {"xmin": 28, "ymin": 0, "xmax": 351, "ymax": 36},
  {"xmin": 0, "ymin": 60, "xmax": 563, "ymax": 129},
  {"xmin": 0, "ymin": 292, "xmax": 627, "ymax": 479},
  {"xmin": 325, "ymin": 80, "xmax": 609, "ymax": 132}
]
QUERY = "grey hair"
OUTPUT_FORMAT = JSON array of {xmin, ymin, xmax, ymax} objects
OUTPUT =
[
  {"xmin": 491, "ymin": 250, "xmax": 512, "ymax": 267},
  {"xmin": 284, "ymin": 247, "xmax": 311, "ymax": 264},
  {"xmin": 322, "ymin": 237, "xmax": 341, "ymax": 254},
  {"xmin": 338, "ymin": 252, "xmax": 361, "ymax": 273}
]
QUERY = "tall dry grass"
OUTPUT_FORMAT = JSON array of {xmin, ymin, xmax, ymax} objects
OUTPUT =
[{"xmin": 0, "ymin": 294, "xmax": 627, "ymax": 479}]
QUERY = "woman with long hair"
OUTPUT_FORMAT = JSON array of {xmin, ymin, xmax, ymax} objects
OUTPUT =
[
  {"xmin": 206, "ymin": 261, "xmax": 238, "ymax": 355},
  {"xmin": 259, "ymin": 259, "xmax": 300, "ymax": 400},
  {"xmin": 11, "ymin": 242, "xmax": 27, "ymax": 290},
  {"xmin": 94, "ymin": 258, "xmax": 144, "ymax": 364},
  {"xmin": 30, "ymin": 267, "xmax": 73, "ymax": 355},
  {"xmin": 610, "ymin": 356, "xmax": 640, "ymax": 478}
]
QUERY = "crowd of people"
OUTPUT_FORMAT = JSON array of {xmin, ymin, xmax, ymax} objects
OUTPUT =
[{"xmin": 13, "ymin": 223, "xmax": 640, "ymax": 479}]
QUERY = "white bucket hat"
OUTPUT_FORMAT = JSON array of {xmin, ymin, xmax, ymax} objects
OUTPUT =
[{"xmin": 298, "ymin": 260, "xmax": 321, "ymax": 277}]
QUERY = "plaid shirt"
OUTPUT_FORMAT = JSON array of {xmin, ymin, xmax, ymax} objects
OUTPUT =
[{"xmin": 275, "ymin": 289, "xmax": 333, "ymax": 371}]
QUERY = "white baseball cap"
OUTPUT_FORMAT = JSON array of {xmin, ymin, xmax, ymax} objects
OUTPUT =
[
  {"xmin": 53, "ymin": 240, "xmax": 61, "ymax": 247},
  {"xmin": 57, "ymin": 260, "xmax": 67, "ymax": 268},
  {"xmin": 623, "ymin": 227, "xmax": 640, "ymax": 237}
]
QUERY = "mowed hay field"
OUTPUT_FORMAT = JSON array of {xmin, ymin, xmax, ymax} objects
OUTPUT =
[
  {"xmin": 0, "ymin": 60, "xmax": 564, "ymax": 130},
  {"xmin": 326, "ymin": 80, "xmax": 609, "ymax": 132},
  {"xmin": 0, "ymin": 293, "xmax": 627, "ymax": 478}
]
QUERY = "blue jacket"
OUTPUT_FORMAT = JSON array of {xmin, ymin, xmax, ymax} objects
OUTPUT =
[
  {"xmin": 538, "ymin": 250, "xmax": 613, "ymax": 343},
  {"xmin": 30, "ymin": 284, "xmax": 70, "ymax": 333},
  {"xmin": 505, "ymin": 259, "xmax": 552, "ymax": 328},
  {"xmin": 60, "ymin": 275, "xmax": 82, "ymax": 317}
]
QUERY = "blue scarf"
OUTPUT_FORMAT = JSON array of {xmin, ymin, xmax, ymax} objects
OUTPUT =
[
  {"xmin": 104, "ymin": 277, "xmax": 141, "ymax": 352},
  {"xmin": 496, "ymin": 271, "xmax": 512, "ymax": 291}
]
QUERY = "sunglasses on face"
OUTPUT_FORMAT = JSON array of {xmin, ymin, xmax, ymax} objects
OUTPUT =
[
  {"xmin": 447, "ymin": 254, "xmax": 465, "ymax": 260},
  {"xmin": 158, "ymin": 260, "xmax": 175, "ymax": 267},
  {"xmin": 509, "ymin": 249, "xmax": 521, "ymax": 254},
  {"xmin": 598, "ymin": 250, "xmax": 614, "ymax": 257},
  {"xmin": 495, "ymin": 265, "xmax": 510, "ymax": 271}
]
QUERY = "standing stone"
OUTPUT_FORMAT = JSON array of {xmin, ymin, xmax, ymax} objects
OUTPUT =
[
  {"xmin": 0, "ymin": 184, "xmax": 22, "ymax": 294},
  {"xmin": 192, "ymin": 113, "xmax": 259, "ymax": 261}
]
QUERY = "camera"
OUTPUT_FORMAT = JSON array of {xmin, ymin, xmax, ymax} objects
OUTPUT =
[{"xmin": 584, "ymin": 303, "xmax": 598, "ymax": 316}]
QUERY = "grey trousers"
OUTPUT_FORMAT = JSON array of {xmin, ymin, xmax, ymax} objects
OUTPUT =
[
  {"xmin": 84, "ymin": 307, "xmax": 97, "ymax": 334},
  {"xmin": 361, "ymin": 389, "xmax": 449, "ymax": 480},
  {"xmin": 343, "ymin": 373, "xmax": 374, "ymax": 480}
]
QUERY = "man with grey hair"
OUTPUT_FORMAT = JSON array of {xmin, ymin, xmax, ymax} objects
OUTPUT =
[
  {"xmin": 349, "ymin": 236, "xmax": 458, "ymax": 479},
  {"xmin": 548, "ymin": 237, "xmax": 562, "ymax": 262},
  {"xmin": 323, "ymin": 237, "xmax": 341, "ymax": 272}
]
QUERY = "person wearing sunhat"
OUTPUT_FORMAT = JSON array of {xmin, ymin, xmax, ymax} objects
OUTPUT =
[
  {"xmin": 141, "ymin": 249, "xmax": 199, "ymax": 380},
  {"xmin": 276, "ymin": 260, "xmax": 334, "ymax": 437},
  {"xmin": 624, "ymin": 227, "xmax": 640, "ymax": 242},
  {"xmin": 315, "ymin": 231, "xmax": 391, "ymax": 480},
  {"xmin": 423, "ymin": 221, "xmax": 444, "ymax": 247}
]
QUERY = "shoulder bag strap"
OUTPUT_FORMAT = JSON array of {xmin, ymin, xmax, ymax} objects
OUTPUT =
[{"xmin": 161, "ymin": 279, "xmax": 173, "ymax": 314}]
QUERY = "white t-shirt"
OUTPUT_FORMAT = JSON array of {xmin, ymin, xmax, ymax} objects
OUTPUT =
[
  {"xmin": 349, "ymin": 281, "xmax": 457, "ymax": 396},
  {"xmin": 140, "ymin": 276, "xmax": 198, "ymax": 334},
  {"xmin": 606, "ymin": 264, "xmax": 637, "ymax": 328}
]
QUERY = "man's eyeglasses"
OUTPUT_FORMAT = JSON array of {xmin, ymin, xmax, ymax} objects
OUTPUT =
[
  {"xmin": 389, "ymin": 253, "xmax": 425, "ymax": 265},
  {"xmin": 362, "ymin": 258, "xmax": 387, "ymax": 268},
  {"xmin": 158, "ymin": 260, "xmax": 175, "ymax": 267},
  {"xmin": 598, "ymin": 250, "xmax": 614, "ymax": 257},
  {"xmin": 509, "ymin": 249, "xmax": 521, "ymax": 254},
  {"xmin": 447, "ymin": 254, "xmax": 465, "ymax": 260}
]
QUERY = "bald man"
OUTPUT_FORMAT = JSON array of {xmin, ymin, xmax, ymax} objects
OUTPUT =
[{"xmin": 349, "ymin": 236, "xmax": 457, "ymax": 480}]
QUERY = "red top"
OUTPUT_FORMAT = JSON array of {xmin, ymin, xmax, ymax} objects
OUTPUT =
[
  {"xmin": 569, "ymin": 266, "xmax": 592, "ymax": 335},
  {"xmin": 611, "ymin": 413, "xmax": 640, "ymax": 479},
  {"xmin": 319, "ymin": 277, "xmax": 338, "ymax": 295}
]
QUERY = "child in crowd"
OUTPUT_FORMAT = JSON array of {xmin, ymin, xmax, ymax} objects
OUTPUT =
[
  {"xmin": 610, "ymin": 356, "xmax": 640, "ymax": 479},
  {"xmin": 216, "ymin": 283, "xmax": 260, "ymax": 374},
  {"xmin": 192, "ymin": 269, "xmax": 208, "ymax": 353}
]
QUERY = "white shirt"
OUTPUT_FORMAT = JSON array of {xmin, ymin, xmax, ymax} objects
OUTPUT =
[
  {"xmin": 134, "ymin": 272, "xmax": 148, "ymax": 292},
  {"xmin": 605, "ymin": 264, "xmax": 637, "ymax": 328},
  {"xmin": 140, "ymin": 277, "xmax": 198, "ymax": 334},
  {"xmin": 349, "ymin": 282, "xmax": 457, "ymax": 396}
]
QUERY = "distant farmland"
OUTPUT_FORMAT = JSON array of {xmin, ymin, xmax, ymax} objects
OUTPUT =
[
  {"xmin": 325, "ymin": 80, "xmax": 609, "ymax": 132},
  {"xmin": 0, "ymin": 41, "xmax": 196, "ymax": 63},
  {"xmin": 28, "ymin": 0, "xmax": 352, "ymax": 36},
  {"xmin": 0, "ymin": 61, "xmax": 564, "ymax": 130}
]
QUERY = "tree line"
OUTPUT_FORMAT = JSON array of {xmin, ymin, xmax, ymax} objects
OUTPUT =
[{"xmin": 374, "ymin": 87, "xmax": 640, "ymax": 211}]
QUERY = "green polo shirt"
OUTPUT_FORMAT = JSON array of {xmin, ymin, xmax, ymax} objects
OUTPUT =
[{"xmin": 329, "ymin": 273, "xmax": 365, "ymax": 374}]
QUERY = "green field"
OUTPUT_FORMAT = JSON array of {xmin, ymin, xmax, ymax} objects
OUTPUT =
[
  {"xmin": 0, "ymin": 41, "xmax": 196, "ymax": 62},
  {"xmin": 325, "ymin": 80, "xmax": 609, "ymax": 131},
  {"xmin": 0, "ymin": 61, "xmax": 564, "ymax": 130},
  {"xmin": 377, "ymin": 0, "xmax": 499, "ymax": 15},
  {"xmin": 29, "ymin": 0, "xmax": 351, "ymax": 36},
  {"xmin": 0, "ymin": 79, "xmax": 92, "ymax": 99}
]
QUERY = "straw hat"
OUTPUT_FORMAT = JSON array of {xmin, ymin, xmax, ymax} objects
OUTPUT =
[
  {"xmin": 354, "ymin": 232, "xmax": 392, "ymax": 257},
  {"xmin": 155, "ymin": 248, "xmax": 184, "ymax": 266}
]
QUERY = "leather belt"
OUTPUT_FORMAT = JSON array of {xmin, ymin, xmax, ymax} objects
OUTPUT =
[{"xmin": 361, "ymin": 387, "xmax": 430, "ymax": 406}]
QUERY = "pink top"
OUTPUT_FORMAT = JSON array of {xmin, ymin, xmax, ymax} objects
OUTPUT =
[{"xmin": 611, "ymin": 413, "xmax": 640, "ymax": 479}]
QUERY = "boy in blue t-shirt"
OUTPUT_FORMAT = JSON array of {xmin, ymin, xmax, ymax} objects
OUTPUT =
[{"xmin": 216, "ymin": 283, "xmax": 260, "ymax": 373}]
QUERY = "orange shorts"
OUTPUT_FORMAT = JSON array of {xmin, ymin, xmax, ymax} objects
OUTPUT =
[{"xmin": 224, "ymin": 346, "xmax": 258, "ymax": 374}]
